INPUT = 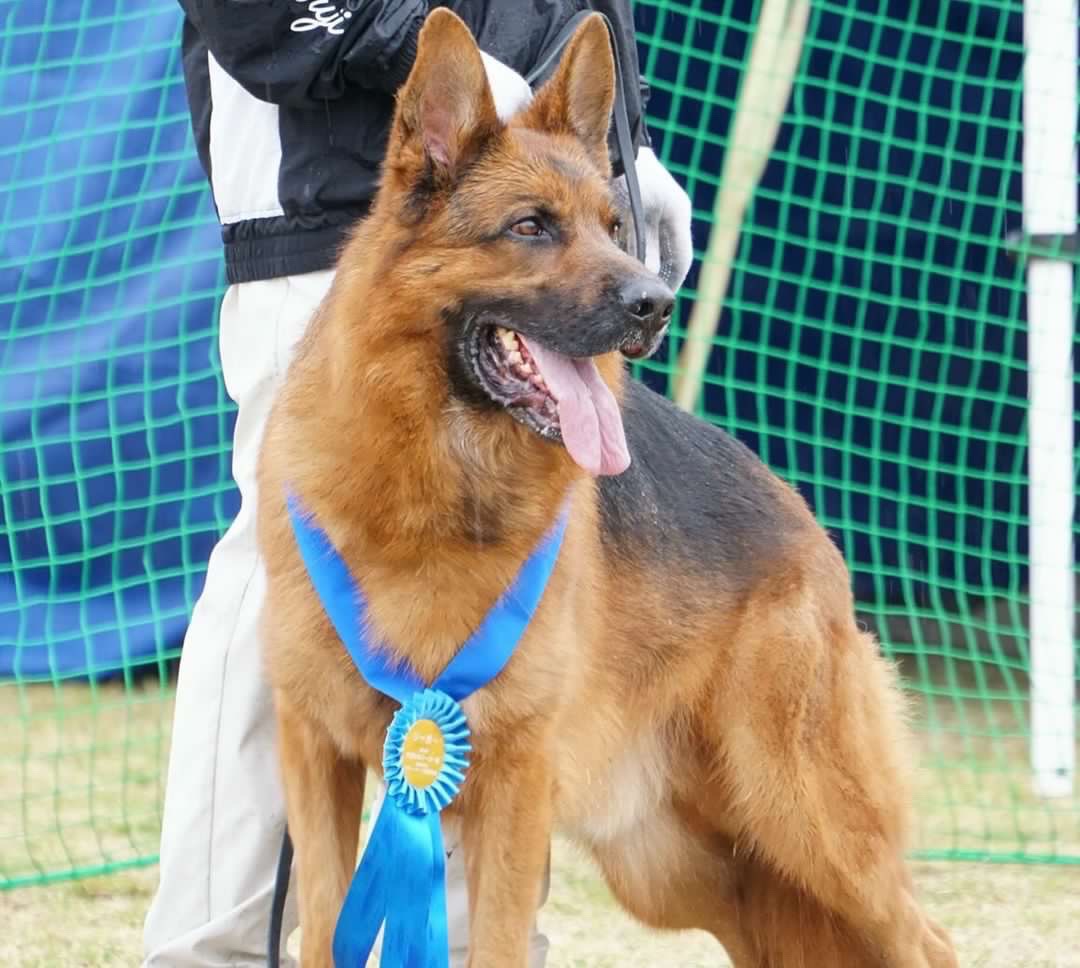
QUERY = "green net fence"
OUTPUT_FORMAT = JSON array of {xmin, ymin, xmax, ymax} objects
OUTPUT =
[{"xmin": 1, "ymin": 0, "xmax": 1078, "ymax": 892}]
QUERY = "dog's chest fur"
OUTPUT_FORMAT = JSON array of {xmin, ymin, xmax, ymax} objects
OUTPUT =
[{"xmin": 556, "ymin": 727, "xmax": 672, "ymax": 847}]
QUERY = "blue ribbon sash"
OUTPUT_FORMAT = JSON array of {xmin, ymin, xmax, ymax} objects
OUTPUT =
[{"xmin": 286, "ymin": 495, "xmax": 568, "ymax": 968}]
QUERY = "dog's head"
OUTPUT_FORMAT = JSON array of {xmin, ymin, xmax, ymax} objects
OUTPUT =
[{"xmin": 365, "ymin": 9, "xmax": 674, "ymax": 477}]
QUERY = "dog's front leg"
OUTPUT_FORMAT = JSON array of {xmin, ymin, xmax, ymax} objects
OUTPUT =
[
  {"xmin": 461, "ymin": 746, "xmax": 553, "ymax": 968},
  {"xmin": 274, "ymin": 693, "xmax": 367, "ymax": 968}
]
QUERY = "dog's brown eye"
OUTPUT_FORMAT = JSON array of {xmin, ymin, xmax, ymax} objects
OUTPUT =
[{"xmin": 510, "ymin": 218, "xmax": 545, "ymax": 238}]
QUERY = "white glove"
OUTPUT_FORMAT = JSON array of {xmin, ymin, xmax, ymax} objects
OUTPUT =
[
  {"xmin": 479, "ymin": 51, "xmax": 534, "ymax": 122},
  {"xmin": 614, "ymin": 146, "xmax": 695, "ymax": 292}
]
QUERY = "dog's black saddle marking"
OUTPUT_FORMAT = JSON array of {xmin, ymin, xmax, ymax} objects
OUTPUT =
[{"xmin": 597, "ymin": 380, "xmax": 807, "ymax": 587}]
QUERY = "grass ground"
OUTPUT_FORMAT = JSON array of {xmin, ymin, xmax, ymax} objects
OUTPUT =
[
  {"xmin": 1, "ymin": 674, "xmax": 1079, "ymax": 966},
  {"xmin": 2, "ymin": 842, "xmax": 1079, "ymax": 966}
]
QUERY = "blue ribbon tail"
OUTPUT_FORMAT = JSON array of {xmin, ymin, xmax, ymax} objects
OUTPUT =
[
  {"xmin": 333, "ymin": 804, "xmax": 397, "ymax": 967},
  {"xmin": 381, "ymin": 806, "xmax": 449, "ymax": 968},
  {"xmin": 425, "ymin": 813, "xmax": 450, "ymax": 968}
]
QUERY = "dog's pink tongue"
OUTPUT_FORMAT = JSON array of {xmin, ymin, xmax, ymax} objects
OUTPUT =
[{"xmin": 520, "ymin": 337, "xmax": 630, "ymax": 476}]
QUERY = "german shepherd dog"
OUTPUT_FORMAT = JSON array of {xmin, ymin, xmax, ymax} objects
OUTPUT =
[{"xmin": 255, "ymin": 10, "xmax": 958, "ymax": 967}]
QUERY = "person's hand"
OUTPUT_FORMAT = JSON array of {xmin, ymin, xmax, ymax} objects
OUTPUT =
[
  {"xmin": 479, "ymin": 51, "xmax": 533, "ymax": 122},
  {"xmin": 613, "ymin": 146, "xmax": 694, "ymax": 291}
]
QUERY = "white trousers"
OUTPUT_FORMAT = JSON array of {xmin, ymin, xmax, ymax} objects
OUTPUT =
[{"xmin": 142, "ymin": 271, "xmax": 549, "ymax": 967}]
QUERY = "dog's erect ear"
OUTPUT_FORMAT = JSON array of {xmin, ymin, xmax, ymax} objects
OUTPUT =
[
  {"xmin": 388, "ymin": 9, "xmax": 500, "ymax": 178},
  {"xmin": 519, "ymin": 13, "xmax": 615, "ymax": 172}
]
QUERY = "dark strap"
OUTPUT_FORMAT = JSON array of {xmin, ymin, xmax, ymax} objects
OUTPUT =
[
  {"xmin": 267, "ymin": 827, "xmax": 293, "ymax": 968},
  {"xmin": 524, "ymin": 10, "xmax": 648, "ymax": 264}
]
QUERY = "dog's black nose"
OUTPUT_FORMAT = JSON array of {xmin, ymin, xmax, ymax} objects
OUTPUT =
[{"xmin": 620, "ymin": 277, "xmax": 675, "ymax": 333}]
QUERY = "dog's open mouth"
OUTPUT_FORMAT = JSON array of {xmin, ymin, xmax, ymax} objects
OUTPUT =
[
  {"xmin": 471, "ymin": 325, "xmax": 630, "ymax": 476},
  {"xmin": 476, "ymin": 327, "xmax": 560, "ymax": 430}
]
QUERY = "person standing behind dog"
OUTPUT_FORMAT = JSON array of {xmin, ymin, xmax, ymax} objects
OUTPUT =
[{"xmin": 143, "ymin": 2, "xmax": 694, "ymax": 965}]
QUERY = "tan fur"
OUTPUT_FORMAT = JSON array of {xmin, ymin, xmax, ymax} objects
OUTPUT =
[{"xmin": 255, "ymin": 10, "xmax": 958, "ymax": 967}]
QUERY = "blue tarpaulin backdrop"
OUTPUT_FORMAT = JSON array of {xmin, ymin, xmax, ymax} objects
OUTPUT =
[{"xmin": 1, "ymin": 1, "xmax": 235, "ymax": 679}]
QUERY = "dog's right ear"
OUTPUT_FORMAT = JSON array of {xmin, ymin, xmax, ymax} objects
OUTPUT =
[{"xmin": 386, "ymin": 10, "xmax": 500, "ymax": 184}]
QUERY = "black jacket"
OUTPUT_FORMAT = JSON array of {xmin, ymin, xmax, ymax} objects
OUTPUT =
[{"xmin": 180, "ymin": 1, "xmax": 650, "ymax": 284}]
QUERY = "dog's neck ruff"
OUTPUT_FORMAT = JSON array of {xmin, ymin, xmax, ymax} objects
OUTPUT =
[{"xmin": 286, "ymin": 493, "xmax": 568, "ymax": 968}]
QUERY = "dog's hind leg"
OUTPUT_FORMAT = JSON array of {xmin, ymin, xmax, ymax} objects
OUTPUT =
[
  {"xmin": 711, "ymin": 579, "xmax": 958, "ymax": 967},
  {"xmin": 274, "ymin": 694, "xmax": 366, "ymax": 968},
  {"xmin": 720, "ymin": 851, "xmax": 941, "ymax": 968},
  {"xmin": 586, "ymin": 810, "xmax": 756, "ymax": 965},
  {"xmin": 582, "ymin": 804, "xmax": 900, "ymax": 968}
]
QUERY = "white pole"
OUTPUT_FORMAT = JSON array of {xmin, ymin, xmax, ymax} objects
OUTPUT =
[{"xmin": 1025, "ymin": 0, "xmax": 1077, "ymax": 798}]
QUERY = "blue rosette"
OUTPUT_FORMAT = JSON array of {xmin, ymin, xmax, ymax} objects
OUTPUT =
[{"xmin": 383, "ymin": 688, "xmax": 471, "ymax": 817}]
